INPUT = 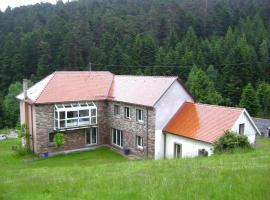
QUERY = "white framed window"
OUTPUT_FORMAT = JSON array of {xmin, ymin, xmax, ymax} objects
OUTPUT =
[
  {"xmin": 136, "ymin": 109, "xmax": 143, "ymax": 122},
  {"xmin": 239, "ymin": 123, "xmax": 245, "ymax": 134},
  {"xmin": 112, "ymin": 128, "xmax": 123, "ymax": 148},
  {"xmin": 54, "ymin": 102, "xmax": 97, "ymax": 130},
  {"xmin": 174, "ymin": 143, "xmax": 182, "ymax": 158},
  {"xmin": 124, "ymin": 107, "xmax": 131, "ymax": 119},
  {"xmin": 86, "ymin": 127, "xmax": 98, "ymax": 145},
  {"xmin": 136, "ymin": 135, "xmax": 143, "ymax": 148},
  {"xmin": 114, "ymin": 105, "xmax": 120, "ymax": 116}
]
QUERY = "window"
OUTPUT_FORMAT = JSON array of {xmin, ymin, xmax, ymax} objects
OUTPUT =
[
  {"xmin": 86, "ymin": 127, "xmax": 98, "ymax": 145},
  {"xmin": 114, "ymin": 105, "xmax": 120, "ymax": 116},
  {"xmin": 136, "ymin": 109, "xmax": 143, "ymax": 122},
  {"xmin": 124, "ymin": 107, "xmax": 130, "ymax": 119},
  {"xmin": 239, "ymin": 123, "xmax": 245, "ymax": 134},
  {"xmin": 49, "ymin": 132, "xmax": 56, "ymax": 144},
  {"xmin": 198, "ymin": 149, "xmax": 208, "ymax": 157},
  {"xmin": 136, "ymin": 135, "xmax": 143, "ymax": 148},
  {"xmin": 54, "ymin": 102, "xmax": 97, "ymax": 130},
  {"xmin": 174, "ymin": 143, "xmax": 182, "ymax": 158},
  {"xmin": 112, "ymin": 128, "xmax": 123, "ymax": 148}
]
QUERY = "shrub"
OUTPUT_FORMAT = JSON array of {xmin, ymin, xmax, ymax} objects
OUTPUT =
[
  {"xmin": 54, "ymin": 132, "xmax": 64, "ymax": 147},
  {"xmin": 12, "ymin": 145, "xmax": 32, "ymax": 157},
  {"xmin": 213, "ymin": 130, "xmax": 252, "ymax": 153}
]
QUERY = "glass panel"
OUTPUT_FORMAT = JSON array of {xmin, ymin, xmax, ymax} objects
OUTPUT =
[
  {"xmin": 55, "ymin": 111, "xmax": 58, "ymax": 119},
  {"xmin": 72, "ymin": 103, "xmax": 79, "ymax": 107},
  {"xmin": 91, "ymin": 109, "xmax": 96, "ymax": 117},
  {"xmin": 91, "ymin": 128, "xmax": 97, "ymax": 144},
  {"xmin": 64, "ymin": 104, "xmax": 72, "ymax": 108},
  {"xmin": 55, "ymin": 119, "xmax": 58, "ymax": 128},
  {"xmin": 66, "ymin": 119, "xmax": 78, "ymax": 127},
  {"xmin": 79, "ymin": 110, "xmax": 89, "ymax": 117},
  {"xmin": 114, "ymin": 105, "xmax": 120, "ymax": 115},
  {"xmin": 120, "ymin": 131, "xmax": 123, "ymax": 147},
  {"xmin": 67, "ymin": 111, "xmax": 78, "ymax": 118},
  {"xmin": 49, "ymin": 132, "xmax": 55, "ymax": 143},
  {"xmin": 91, "ymin": 117, "xmax": 97, "ymax": 125},
  {"xmin": 113, "ymin": 129, "xmax": 116, "ymax": 144},
  {"xmin": 117, "ymin": 130, "xmax": 120, "ymax": 146},
  {"xmin": 80, "ymin": 103, "xmax": 87, "ymax": 107},
  {"xmin": 86, "ymin": 129, "xmax": 90, "ymax": 144},
  {"xmin": 79, "ymin": 118, "xmax": 90, "ymax": 126},
  {"xmin": 60, "ymin": 111, "xmax": 65, "ymax": 120},
  {"xmin": 60, "ymin": 120, "xmax": 65, "ymax": 128}
]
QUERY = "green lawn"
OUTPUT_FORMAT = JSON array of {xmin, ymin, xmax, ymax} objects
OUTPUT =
[{"xmin": 0, "ymin": 137, "xmax": 270, "ymax": 200}]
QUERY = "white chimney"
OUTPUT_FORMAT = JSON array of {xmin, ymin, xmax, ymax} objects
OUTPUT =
[{"xmin": 23, "ymin": 79, "xmax": 28, "ymax": 100}]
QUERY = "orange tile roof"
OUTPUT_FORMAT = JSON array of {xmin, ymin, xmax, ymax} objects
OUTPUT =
[
  {"xmin": 17, "ymin": 71, "xmax": 182, "ymax": 106},
  {"xmin": 164, "ymin": 102, "xmax": 243, "ymax": 143}
]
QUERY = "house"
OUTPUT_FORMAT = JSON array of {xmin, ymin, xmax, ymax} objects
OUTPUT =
[
  {"xmin": 16, "ymin": 71, "xmax": 260, "ymax": 159},
  {"xmin": 252, "ymin": 117, "xmax": 270, "ymax": 137}
]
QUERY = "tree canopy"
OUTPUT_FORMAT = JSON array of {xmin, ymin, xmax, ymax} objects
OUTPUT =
[{"xmin": 0, "ymin": 0, "xmax": 270, "ymax": 127}]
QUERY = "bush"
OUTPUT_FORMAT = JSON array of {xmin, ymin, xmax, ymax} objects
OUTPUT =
[
  {"xmin": 54, "ymin": 132, "xmax": 64, "ymax": 147},
  {"xmin": 213, "ymin": 130, "xmax": 252, "ymax": 153},
  {"xmin": 12, "ymin": 145, "xmax": 32, "ymax": 157}
]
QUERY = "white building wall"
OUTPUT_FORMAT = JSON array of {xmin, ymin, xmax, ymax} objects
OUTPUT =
[
  {"xmin": 165, "ymin": 133, "xmax": 213, "ymax": 159},
  {"xmin": 231, "ymin": 110, "xmax": 258, "ymax": 144},
  {"xmin": 154, "ymin": 80, "xmax": 194, "ymax": 159}
]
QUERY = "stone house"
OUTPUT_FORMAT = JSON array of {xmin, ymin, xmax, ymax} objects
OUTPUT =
[{"xmin": 16, "ymin": 71, "xmax": 260, "ymax": 159}]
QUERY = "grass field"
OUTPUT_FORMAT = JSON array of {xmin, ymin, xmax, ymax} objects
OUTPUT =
[{"xmin": 0, "ymin": 137, "xmax": 269, "ymax": 200}]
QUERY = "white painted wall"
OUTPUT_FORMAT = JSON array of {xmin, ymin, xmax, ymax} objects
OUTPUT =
[
  {"xmin": 165, "ymin": 133, "xmax": 213, "ymax": 159},
  {"xmin": 154, "ymin": 80, "xmax": 194, "ymax": 159},
  {"xmin": 231, "ymin": 110, "xmax": 258, "ymax": 144}
]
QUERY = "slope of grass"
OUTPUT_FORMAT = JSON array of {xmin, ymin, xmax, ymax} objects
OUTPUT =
[{"xmin": 0, "ymin": 137, "xmax": 269, "ymax": 200}]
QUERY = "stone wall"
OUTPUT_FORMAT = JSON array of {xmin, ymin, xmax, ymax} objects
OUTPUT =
[
  {"xmin": 107, "ymin": 101, "xmax": 155, "ymax": 159},
  {"xmin": 33, "ymin": 101, "xmax": 109, "ymax": 154},
  {"xmin": 33, "ymin": 100, "xmax": 155, "ymax": 159}
]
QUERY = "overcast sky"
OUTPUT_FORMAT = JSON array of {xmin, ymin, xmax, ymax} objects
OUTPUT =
[{"xmin": 0, "ymin": 0, "xmax": 70, "ymax": 11}]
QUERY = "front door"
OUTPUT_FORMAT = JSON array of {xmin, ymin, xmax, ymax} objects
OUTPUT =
[{"xmin": 174, "ymin": 143, "xmax": 182, "ymax": 158}]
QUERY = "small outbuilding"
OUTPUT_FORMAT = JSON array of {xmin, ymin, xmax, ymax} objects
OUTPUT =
[{"xmin": 163, "ymin": 102, "xmax": 260, "ymax": 159}]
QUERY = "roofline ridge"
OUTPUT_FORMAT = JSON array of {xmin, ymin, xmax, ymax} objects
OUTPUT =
[
  {"xmin": 115, "ymin": 74, "xmax": 178, "ymax": 78},
  {"xmin": 34, "ymin": 72, "xmax": 56, "ymax": 103},
  {"xmin": 195, "ymin": 102, "xmax": 244, "ymax": 111}
]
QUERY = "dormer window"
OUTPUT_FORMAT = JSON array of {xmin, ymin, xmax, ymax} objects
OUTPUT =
[{"xmin": 54, "ymin": 102, "xmax": 97, "ymax": 130}]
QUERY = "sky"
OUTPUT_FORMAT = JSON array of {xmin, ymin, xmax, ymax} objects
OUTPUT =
[{"xmin": 0, "ymin": 0, "xmax": 70, "ymax": 12}]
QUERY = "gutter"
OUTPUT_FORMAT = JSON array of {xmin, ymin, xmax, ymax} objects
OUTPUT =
[
  {"xmin": 30, "ymin": 105, "xmax": 35, "ymax": 153},
  {"xmin": 146, "ymin": 108, "xmax": 149, "ymax": 158}
]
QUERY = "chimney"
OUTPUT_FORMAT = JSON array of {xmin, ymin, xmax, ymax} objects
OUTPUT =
[{"xmin": 23, "ymin": 79, "xmax": 28, "ymax": 100}]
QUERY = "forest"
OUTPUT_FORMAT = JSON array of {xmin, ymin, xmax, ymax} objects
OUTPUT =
[{"xmin": 0, "ymin": 0, "xmax": 270, "ymax": 128}]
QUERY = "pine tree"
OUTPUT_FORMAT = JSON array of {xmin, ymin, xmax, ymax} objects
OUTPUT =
[
  {"xmin": 256, "ymin": 82, "xmax": 270, "ymax": 117},
  {"xmin": 186, "ymin": 66, "xmax": 223, "ymax": 104},
  {"xmin": 240, "ymin": 83, "xmax": 259, "ymax": 116},
  {"xmin": 3, "ymin": 82, "xmax": 22, "ymax": 127}
]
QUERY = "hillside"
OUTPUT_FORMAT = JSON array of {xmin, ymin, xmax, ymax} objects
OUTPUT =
[
  {"xmin": 0, "ymin": 0, "xmax": 270, "ymax": 128},
  {"xmin": 0, "ymin": 137, "xmax": 269, "ymax": 199}
]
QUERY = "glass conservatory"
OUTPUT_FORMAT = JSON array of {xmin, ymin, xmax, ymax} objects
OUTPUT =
[{"xmin": 54, "ymin": 102, "xmax": 97, "ymax": 130}]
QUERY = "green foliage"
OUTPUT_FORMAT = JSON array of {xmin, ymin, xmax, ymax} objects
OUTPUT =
[
  {"xmin": 3, "ymin": 82, "xmax": 22, "ymax": 127},
  {"xmin": 0, "ymin": 138, "xmax": 269, "ymax": 199},
  {"xmin": 0, "ymin": 0, "xmax": 270, "ymax": 128},
  {"xmin": 186, "ymin": 66, "xmax": 223, "ymax": 104},
  {"xmin": 54, "ymin": 132, "xmax": 64, "ymax": 147},
  {"xmin": 213, "ymin": 130, "xmax": 252, "ymax": 153},
  {"xmin": 256, "ymin": 82, "xmax": 270, "ymax": 118},
  {"xmin": 240, "ymin": 83, "xmax": 260, "ymax": 116}
]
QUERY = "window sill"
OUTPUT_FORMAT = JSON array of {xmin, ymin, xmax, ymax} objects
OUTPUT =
[
  {"xmin": 112, "ymin": 143, "xmax": 123, "ymax": 149},
  {"xmin": 136, "ymin": 146, "xmax": 144, "ymax": 151},
  {"xmin": 136, "ymin": 120, "xmax": 144, "ymax": 125},
  {"xmin": 48, "ymin": 143, "xmax": 56, "ymax": 147}
]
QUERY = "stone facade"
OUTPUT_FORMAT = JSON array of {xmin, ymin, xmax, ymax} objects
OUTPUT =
[
  {"xmin": 33, "ymin": 100, "xmax": 155, "ymax": 159},
  {"xmin": 33, "ymin": 101, "xmax": 109, "ymax": 154},
  {"xmin": 107, "ymin": 101, "xmax": 155, "ymax": 159}
]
